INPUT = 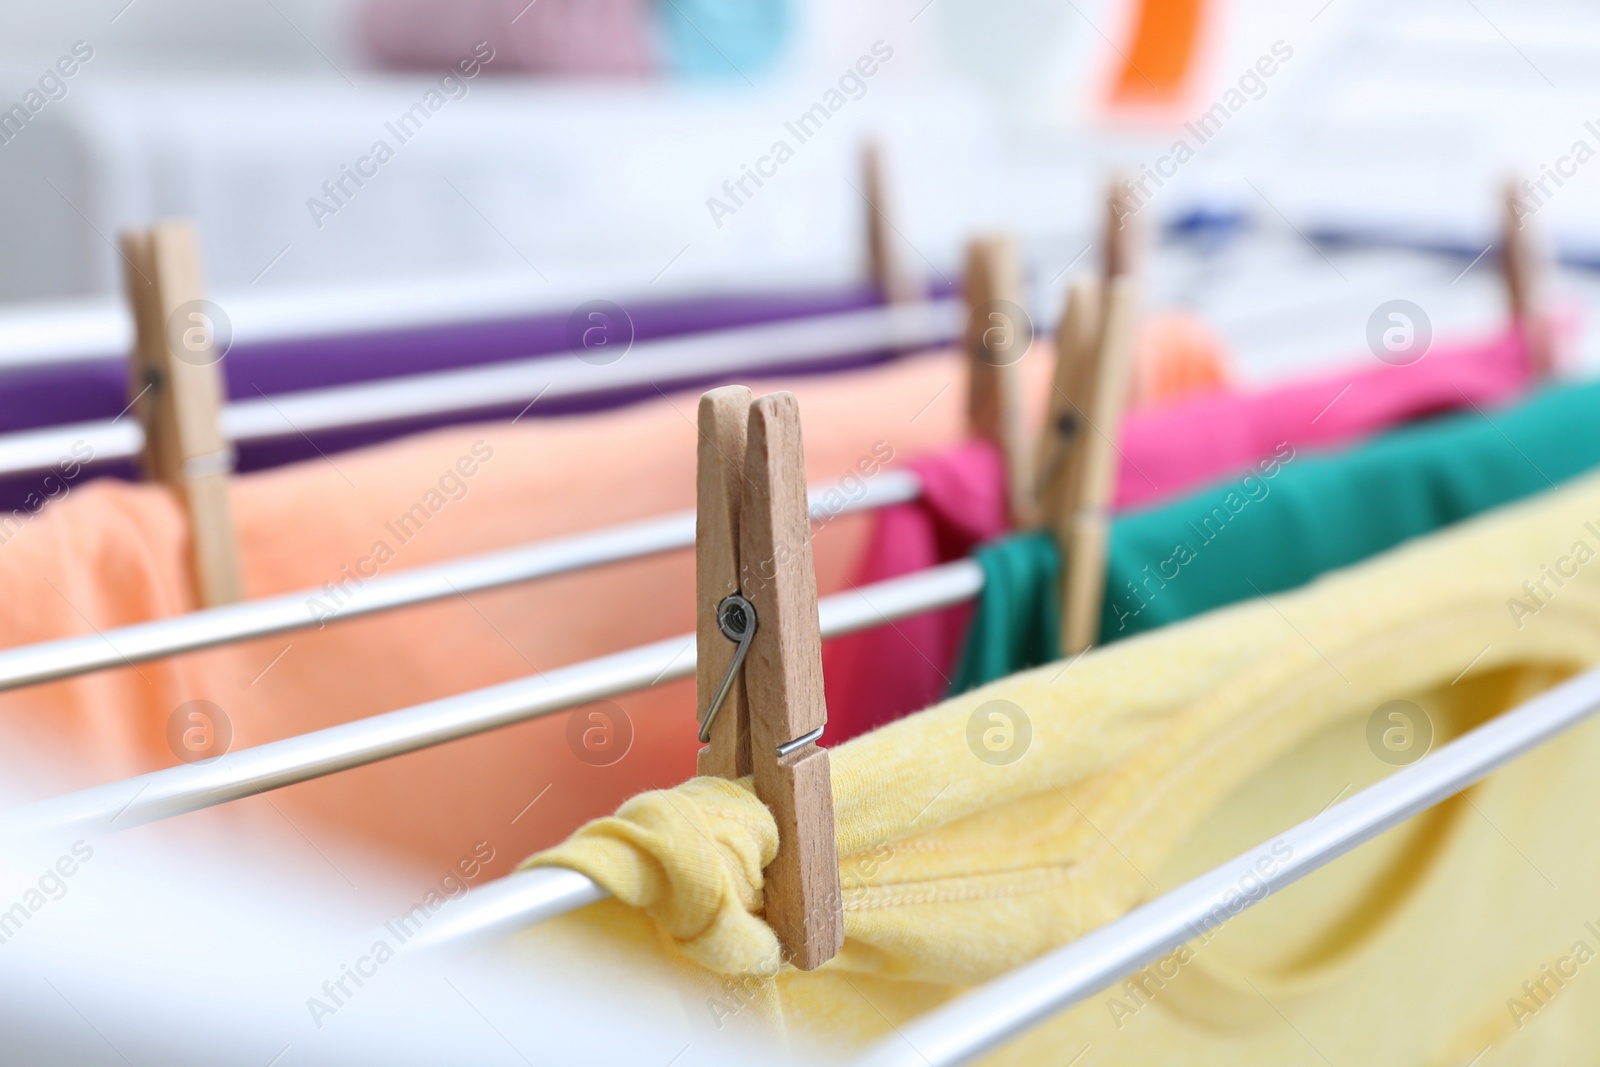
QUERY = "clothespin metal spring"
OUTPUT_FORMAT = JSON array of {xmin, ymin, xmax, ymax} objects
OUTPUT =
[{"xmin": 697, "ymin": 593, "xmax": 757, "ymax": 744}]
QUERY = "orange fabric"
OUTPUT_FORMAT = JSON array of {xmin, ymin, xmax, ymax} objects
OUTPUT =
[
  {"xmin": 1129, "ymin": 310, "xmax": 1233, "ymax": 410},
  {"xmin": 0, "ymin": 347, "xmax": 1051, "ymax": 880},
  {"xmin": 1109, "ymin": 0, "xmax": 1207, "ymax": 106}
]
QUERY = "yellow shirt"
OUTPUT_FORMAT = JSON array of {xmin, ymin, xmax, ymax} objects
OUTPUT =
[{"xmin": 518, "ymin": 468, "xmax": 1600, "ymax": 1065}]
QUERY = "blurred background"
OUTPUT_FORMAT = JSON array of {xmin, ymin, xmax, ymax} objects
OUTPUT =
[
  {"xmin": 2, "ymin": 0, "xmax": 1599, "ymax": 375},
  {"xmin": 4, "ymin": 6, "xmax": 1600, "ymax": 1059}
]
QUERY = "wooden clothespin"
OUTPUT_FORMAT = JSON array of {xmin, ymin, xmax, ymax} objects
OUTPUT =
[
  {"xmin": 1057, "ymin": 278, "xmax": 1137, "ymax": 655},
  {"xmin": 964, "ymin": 233, "xmax": 1034, "ymax": 529},
  {"xmin": 1034, "ymin": 179, "xmax": 1141, "ymax": 655},
  {"xmin": 121, "ymin": 220, "xmax": 243, "ymax": 608},
  {"xmin": 1104, "ymin": 177, "xmax": 1140, "ymax": 282},
  {"xmin": 695, "ymin": 386, "xmax": 844, "ymax": 971},
  {"xmin": 1034, "ymin": 275, "xmax": 1102, "ymax": 550},
  {"xmin": 1502, "ymin": 179, "xmax": 1553, "ymax": 377},
  {"xmin": 862, "ymin": 141, "xmax": 918, "ymax": 305}
]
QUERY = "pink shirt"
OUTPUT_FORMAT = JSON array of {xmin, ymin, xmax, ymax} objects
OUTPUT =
[
  {"xmin": 1115, "ymin": 325, "xmax": 1532, "ymax": 511},
  {"xmin": 825, "ymin": 324, "xmax": 1536, "ymax": 744}
]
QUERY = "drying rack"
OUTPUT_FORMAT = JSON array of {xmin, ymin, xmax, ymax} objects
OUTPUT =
[{"xmin": 0, "ymin": 180, "xmax": 1568, "ymax": 1062}]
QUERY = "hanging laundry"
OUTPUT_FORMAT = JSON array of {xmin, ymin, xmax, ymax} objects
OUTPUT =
[
  {"xmin": 0, "ymin": 286, "xmax": 894, "ymax": 512},
  {"xmin": 516, "ymin": 462, "xmax": 1600, "ymax": 1064},
  {"xmin": 952, "ymin": 378, "xmax": 1600, "ymax": 693},
  {"xmin": 821, "ymin": 440, "xmax": 1008, "ymax": 741},
  {"xmin": 945, "ymin": 533, "xmax": 1061, "ymax": 695},
  {"xmin": 0, "ymin": 347, "xmax": 1049, "ymax": 879},
  {"xmin": 1127, "ymin": 309, "xmax": 1233, "ymax": 410},
  {"xmin": 1115, "ymin": 322, "xmax": 1533, "ymax": 510},
  {"xmin": 1106, "ymin": 375, "xmax": 1600, "ymax": 640},
  {"xmin": 824, "ymin": 315, "xmax": 1236, "ymax": 742},
  {"xmin": 828, "ymin": 325, "xmax": 1540, "ymax": 716}
]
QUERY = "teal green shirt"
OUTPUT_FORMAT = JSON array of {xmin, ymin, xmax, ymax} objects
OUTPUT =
[{"xmin": 951, "ymin": 380, "xmax": 1600, "ymax": 695}]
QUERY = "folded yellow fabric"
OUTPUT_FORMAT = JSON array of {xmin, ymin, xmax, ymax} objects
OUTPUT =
[{"xmin": 519, "ymin": 468, "xmax": 1600, "ymax": 1065}]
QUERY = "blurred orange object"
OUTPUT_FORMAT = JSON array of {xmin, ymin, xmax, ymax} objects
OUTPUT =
[
  {"xmin": 1108, "ymin": 0, "xmax": 1209, "ymax": 108},
  {"xmin": 1128, "ymin": 309, "xmax": 1233, "ymax": 410}
]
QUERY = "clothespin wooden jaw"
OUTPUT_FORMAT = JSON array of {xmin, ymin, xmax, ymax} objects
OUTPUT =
[
  {"xmin": 1034, "ymin": 180, "xmax": 1141, "ymax": 655},
  {"xmin": 1104, "ymin": 178, "xmax": 1139, "ymax": 282},
  {"xmin": 1034, "ymin": 275, "xmax": 1102, "ymax": 554},
  {"xmin": 120, "ymin": 219, "xmax": 242, "ymax": 608},
  {"xmin": 695, "ymin": 386, "xmax": 844, "ymax": 972},
  {"xmin": 863, "ymin": 141, "xmax": 918, "ymax": 305},
  {"xmin": 697, "ymin": 386, "xmax": 755, "ymax": 780},
  {"xmin": 1058, "ymin": 277, "xmax": 1137, "ymax": 655},
  {"xmin": 964, "ymin": 233, "xmax": 1034, "ymax": 529},
  {"xmin": 1502, "ymin": 179, "xmax": 1553, "ymax": 377}
]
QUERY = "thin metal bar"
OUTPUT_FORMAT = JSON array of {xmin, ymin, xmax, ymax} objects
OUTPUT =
[
  {"xmin": 0, "ymin": 470, "xmax": 922, "ymax": 694},
  {"xmin": 0, "ymin": 419, "xmax": 142, "ymax": 475},
  {"xmin": 1, "ymin": 559, "xmax": 984, "ymax": 838},
  {"xmin": 850, "ymin": 660, "xmax": 1600, "ymax": 1067},
  {"xmin": 812, "ymin": 558, "xmax": 984, "ymax": 637},
  {"xmin": 398, "ymin": 867, "xmax": 610, "ymax": 953},
  {"xmin": 0, "ymin": 301, "xmax": 959, "ymax": 479},
  {"xmin": 402, "ymin": 561, "xmax": 989, "ymax": 954},
  {"xmin": 0, "ymin": 277, "xmax": 949, "ymax": 372},
  {"xmin": 222, "ymin": 300, "xmax": 959, "ymax": 442},
  {"xmin": 404, "ymin": 655, "xmax": 1600, "ymax": 995}
]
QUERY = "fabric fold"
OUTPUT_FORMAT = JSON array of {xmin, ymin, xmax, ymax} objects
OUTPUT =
[
  {"xmin": 947, "ymin": 532, "xmax": 1061, "ymax": 695},
  {"xmin": 1113, "ymin": 322, "xmax": 1533, "ymax": 509},
  {"xmin": 0, "ymin": 348, "xmax": 1016, "ymax": 876},
  {"xmin": 524, "ymin": 776, "xmax": 782, "ymax": 974},
  {"xmin": 823, "ymin": 440, "xmax": 1008, "ymax": 741},
  {"xmin": 1105, "ymin": 376, "xmax": 1600, "ymax": 642},
  {"xmin": 950, "ymin": 378, "xmax": 1600, "ymax": 694},
  {"xmin": 512, "ymin": 461, "xmax": 1600, "ymax": 1064},
  {"xmin": 829, "ymin": 325, "xmax": 1541, "ymax": 718}
]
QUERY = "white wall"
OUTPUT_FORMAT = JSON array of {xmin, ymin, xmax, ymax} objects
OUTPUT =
[{"xmin": 0, "ymin": 0, "xmax": 360, "ymax": 75}]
